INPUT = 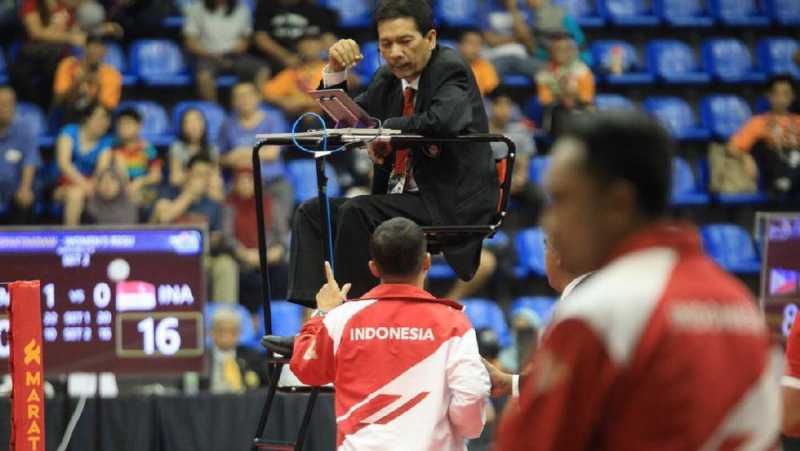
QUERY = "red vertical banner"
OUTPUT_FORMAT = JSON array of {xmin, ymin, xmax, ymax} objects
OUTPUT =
[{"xmin": 8, "ymin": 281, "xmax": 45, "ymax": 451}]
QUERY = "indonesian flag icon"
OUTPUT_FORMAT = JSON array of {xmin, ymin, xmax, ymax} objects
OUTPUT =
[
  {"xmin": 770, "ymin": 268, "xmax": 798, "ymax": 296},
  {"xmin": 116, "ymin": 280, "xmax": 157, "ymax": 312}
]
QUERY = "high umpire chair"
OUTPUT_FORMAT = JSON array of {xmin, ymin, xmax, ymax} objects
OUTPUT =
[{"xmin": 250, "ymin": 130, "xmax": 516, "ymax": 450}]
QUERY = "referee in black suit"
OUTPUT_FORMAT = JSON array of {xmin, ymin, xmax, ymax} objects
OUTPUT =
[{"xmin": 287, "ymin": 0, "xmax": 498, "ymax": 306}]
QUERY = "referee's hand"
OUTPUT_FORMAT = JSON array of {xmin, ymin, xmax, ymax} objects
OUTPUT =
[{"xmin": 328, "ymin": 39, "xmax": 364, "ymax": 72}]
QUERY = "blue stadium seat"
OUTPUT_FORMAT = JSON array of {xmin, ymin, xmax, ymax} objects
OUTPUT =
[
  {"xmin": 515, "ymin": 227, "xmax": 547, "ymax": 277},
  {"xmin": 462, "ymin": 298, "xmax": 511, "ymax": 348},
  {"xmin": 700, "ymin": 95, "xmax": 752, "ymax": 139},
  {"xmin": 129, "ymin": 39, "xmax": 191, "ymax": 86},
  {"xmin": 758, "ymin": 38, "xmax": 800, "ymax": 79},
  {"xmin": 16, "ymin": 102, "xmax": 53, "ymax": 147},
  {"xmin": 435, "ymin": 0, "xmax": 480, "ymax": 27},
  {"xmin": 599, "ymin": 0, "xmax": 660, "ymax": 25},
  {"xmin": 511, "ymin": 296, "xmax": 558, "ymax": 326},
  {"xmin": 353, "ymin": 41, "xmax": 383, "ymax": 83},
  {"xmin": 428, "ymin": 258, "xmax": 457, "ymax": 280},
  {"xmin": 765, "ymin": 0, "xmax": 800, "ymax": 25},
  {"xmin": 204, "ymin": 302, "xmax": 257, "ymax": 347},
  {"xmin": 501, "ymin": 75, "xmax": 533, "ymax": 87},
  {"xmin": 0, "ymin": 47, "xmax": 7, "ymax": 84},
  {"xmin": 643, "ymin": 96, "xmax": 710, "ymax": 141},
  {"xmin": 118, "ymin": 100, "xmax": 173, "ymax": 146},
  {"xmin": 285, "ymin": 159, "xmax": 341, "ymax": 204},
  {"xmin": 319, "ymin": 0, "xmax": 373, "ymax": 28},
  {"xmin": 655, "ymin": 0, "xmax": 714, "ymax": 26},
  {"xmin": 255, "ymin": 301, "xmax": 305, "ymax": 343},
  {"xmin": 671, "ymin": 157, "xmax": 710, "ymax": 205},
  {"xmin": 646, "ymin": 40, "xmax": 710, "ymax": 84},
  {"xmin": 702, "ymin": 38, "xmax": 765, "ymax": 83},
  {"xmin": 102, "ymin": 42, "xmax": 137, "ymax": 86},
  {"xmin": 591, "ymin": 40, "xmax": 654, "ymax": 84},
  {"xmin": 709, "ymin": 0, "xmax": 770, "ymax": 25},
  {"xmin": 700, "ymin": 224, "xmax": 761, "ymax": 274},
  {"xmin": 552, "ymin": 0, "xmax": 606, "ymax": 26},
  {"xmin": 172, "ymin": 101, "xmax": 227, "ymax": 144},
  {"xmin": 528, "ymin": 156, "xmax": 551, "ymax": 184},
  {"xmin": 594, "ymin": 93, "xmax": 636, "ymax": 111}
]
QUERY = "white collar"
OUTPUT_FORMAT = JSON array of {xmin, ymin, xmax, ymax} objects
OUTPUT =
[
  {"xmin": 401, "ymin": 76, "xmax": 420, "ymax": 92},
  {"xmin": 560, "ymin": 272, "xmax": 592, "ymax": 301}
]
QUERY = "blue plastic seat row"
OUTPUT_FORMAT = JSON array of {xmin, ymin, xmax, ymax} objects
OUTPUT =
[
  {"xmin": 592, "ymin": 38, "xmax": 798, "ymax": 86},
  {"xmin": 317, "ymin": 0, "xmax": 798, "ymax": 29}
]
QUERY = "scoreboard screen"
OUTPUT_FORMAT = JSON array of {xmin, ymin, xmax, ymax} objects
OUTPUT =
[
  {"xmin": 759, "ymin": 214, "xmax": 800, "ymax": 344},
  {"xmin": 0, "ymin": 226, "xmax": 206, "ymax": 375}
]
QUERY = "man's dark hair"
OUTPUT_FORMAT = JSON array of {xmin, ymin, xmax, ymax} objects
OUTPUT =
[
  {"xmin": 458, "ymin": 28, "xmax": 482, "ymax": 43},
  {"xmin": 374, "ymin": 0, "xmax": 434, "ymax": 36},
  {"xmin": 76, "ymin": 102, "xmax": 107, "ymax": 125},
  {"xmin": 116, "ymin": 107, "xmax": 142, "ymax": 123},
  {"xmin": 187, "ymin": 152, "xmax": 213, "ymax": 169},
  {"xmin": 767, "ymin": 74, "xmax": 795, "ymax": 92},
  {"xmin": 369, "ymin": 217, "xmax": 427, "ymax": 278},
  {"xmin": 562, "ymin": 111, "xmax": 674, "ymax": 218}
]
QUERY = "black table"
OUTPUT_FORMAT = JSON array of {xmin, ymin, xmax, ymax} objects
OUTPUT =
[{"xmin": 0, "ymin": 390, "xmax": 336, "ymax": 451}]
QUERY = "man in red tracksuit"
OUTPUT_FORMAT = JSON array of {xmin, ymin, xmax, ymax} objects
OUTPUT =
[
  {"xmin": 496, "ymin": 111, "xmax": 781, "ymax": 450},
  {"xmin": 290, "ymin": 217, "xmax": 490, "ymax": 450}
]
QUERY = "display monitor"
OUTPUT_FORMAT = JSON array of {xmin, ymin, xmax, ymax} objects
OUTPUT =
[{"xmin": 0, "ymin": 226, "xmax": 206, "ymax": 375}]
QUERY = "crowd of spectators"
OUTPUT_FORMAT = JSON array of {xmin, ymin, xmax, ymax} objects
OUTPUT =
[{"xmin": 1, "ymin": 0, "xmax": 799, "ymax": 404}]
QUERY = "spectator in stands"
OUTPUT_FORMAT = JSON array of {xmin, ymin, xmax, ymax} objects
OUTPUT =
[
  {"xmin": 100, "ymin": 107, "xmax": 162, "ymax": 206},
  {"xmin": 262, "ymin": 29, "xmax": 325, "ymax": 117},
  {"xmin": 728, "ymin": 75, "xmax": 800, "ymax": 198},
  {"xmin": 169, "ymin": 108, "xmax": 225, "ymax": 201},
  {"xmin": 84, "ymin": 167, "xmax": 138, "ymax": 224},
  {"xmin": 226, "ymin": 167, "xmax": 289, "ymax": 316},
  {"xmin": 253, "ymin": 0, "xmax": 339, "ymax": 71},
  {"xmin": 498, "ymin": 308, "xmax": 542, "ymax": 373},
  {"xmin": 458, "ymin": 30, "xmax": 499, "ymax": 97},
  {"xmin": 53, "ymin": 103, "xmax": 113, "ymax": 226},
  {"xmin": 183, "ymin": 0, "xmax": 269, "ymax": 103},
  {"xmin": 444, "ymin": 90, "xmax": 539, "ymax": 301},
  {"xmin": 14, "ymin": 0, "xmax": 121, "ymax": 108},
  {"xmin": 536, "ymin": 34, "xmax": 594, "ymax": 135},
  {"xmin": 0, "ymin": 86, "xmax": 40, "ymax": 225},
  {"xmin": 218, "ymin": 81, "xmax": 293, "ymax": 219},
  {"xmin": 481, "ymin": 0, "xmax": 586, "ymax": 78},
  {"xmin": 14, "ymin": 0, "xmax": 85, "ymax": 108},
  {"xmin": 150, "ymin": 154, "xmax": 238, "ymax": 304},
  {"xmin": 52, "ymin": 34, "xmax": 122, "ymax": 126},
  {"xmin": 204, "ymin": 306, "xmax": 263, "ymax": 394},
  {"xmin": 106, "ymin": 0, "xmax": 172, "ymax": 42}
]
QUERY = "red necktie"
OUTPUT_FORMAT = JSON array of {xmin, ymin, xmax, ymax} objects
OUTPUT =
[{"xmin": 388, "ymin": 87, "xmax": 415, "ymax": 193}]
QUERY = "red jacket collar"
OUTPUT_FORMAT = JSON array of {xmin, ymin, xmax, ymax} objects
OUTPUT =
[
  {"xmin": 352, "ymin": 283, "xmax": 463, "ymax": 310},
  {"xmin": 606, "ymin": 221, "xmax": 703, "ymax": 265}
]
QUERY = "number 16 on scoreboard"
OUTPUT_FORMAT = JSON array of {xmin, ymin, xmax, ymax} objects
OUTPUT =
[{"xmin": 115, "ymin": 312, "xmax": 203, "ymax": 358}]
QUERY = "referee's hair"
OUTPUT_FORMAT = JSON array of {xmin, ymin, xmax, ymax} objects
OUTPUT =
[
  {"xmin": 562, "ymin": 111, "xmax": 674, "ymax": 218},
  {"xmin": 374, "ymin": 0, "xmax": 434, "ymax": 36},
  {"xmin": 369, "ymin": 217, "xmax": 427, "ymax": 278}
]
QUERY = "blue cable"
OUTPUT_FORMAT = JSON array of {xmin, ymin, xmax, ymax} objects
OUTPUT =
[{"xmin": 289, "ymin": 112, "xmax": 341, "ymax": 268}]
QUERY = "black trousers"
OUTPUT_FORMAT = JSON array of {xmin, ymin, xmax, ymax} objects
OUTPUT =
[
  {"xmin": 752, "ymin": 141, "xmax": 800, "ymax": 196},
  {"xmin": 288, "ymin": 193, "xmax": 432, "ymax": 306}
]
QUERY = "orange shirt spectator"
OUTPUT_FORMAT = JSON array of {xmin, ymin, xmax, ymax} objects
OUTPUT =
[
  {"xmin": 536, "ymin": 61, "xmax": 594, "ymax": 107},
  {"xmin": 262, "ymin": 34, "xmax": 326, "ymax": 116},
  {"xmin": 471, "ymin": 58, "xmax": 500, "ymax": 96},
  {"xmin": 729, "ymin": 113, "xmax": 800, "ymax": 153},
  {"xmin": 54, "ymin": 55, "xmax": 122, "ymax": 110},
  {"xmin": 536, "ymin": 36, "xmax": 594, "ymax": 108},
  {"xmin": 458, "ymin": 30, "xmax": 499, "ymax": 96}
]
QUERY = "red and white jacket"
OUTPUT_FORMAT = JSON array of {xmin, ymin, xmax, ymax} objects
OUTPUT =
[
  {"xmin": 290, "ymin": 284, "xmax": 490, "ymax": 451},
  {"xmin": 497, "ymin": 222, "xmax": 781, "ymax": 451}
]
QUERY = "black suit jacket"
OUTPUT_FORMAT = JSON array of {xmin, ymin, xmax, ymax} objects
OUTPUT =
[{"xmin": 328, "ymin": 45, "xmax": 499, "ymax": 280}]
